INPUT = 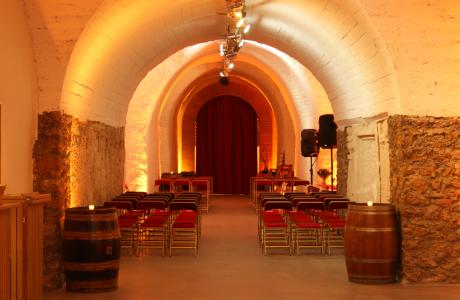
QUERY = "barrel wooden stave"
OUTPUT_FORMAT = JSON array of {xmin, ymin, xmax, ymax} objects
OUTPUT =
[
  {"xmin": 344, "ymin": 204, "xmax": 400, "ymax": 284},
  {"xmin": 63, "ymin": 207, "xmax": 121, "ymax": 293}
]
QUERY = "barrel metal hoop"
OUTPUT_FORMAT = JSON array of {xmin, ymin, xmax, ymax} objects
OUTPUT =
[
  {"xmin": 66, "ymin": 279, "xmax": 117, "ymax": 292},
  {"xmin": 64, "ymin": 259, "xmax": 120, "ymax": 271},
  {"xmin": 347, "ymin": 257, "xmax": 397, "ymax": 263},
  {"xmin": 346, "ymin": 226, "xmax": 397, "ymax": 232},
  {"xmin": 349, "ymin": 211, "xmax": 395, "ymax": 216},
  {"xmin": 65, "ymin": 215, "xmax": 117, "ymax": 222},
  {"xmin": 62, "ymin": 231, "xmax": 121, "ymax": 240},
  {"xmin": 348, "ymin": 273, "xmax": 395, "ymax": 283}
]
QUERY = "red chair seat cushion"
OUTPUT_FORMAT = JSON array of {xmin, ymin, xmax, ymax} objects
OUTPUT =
[
  {"xmin": 296, "ymin": 222, "xmax": 321, "ymax": 229},
  {"xmin": 263, "ymin": 221, "xmax": 288, "ymax": 228},
  {"xmin": 173, "ymin": 222, "xmax": 196, "ymax": 228}
]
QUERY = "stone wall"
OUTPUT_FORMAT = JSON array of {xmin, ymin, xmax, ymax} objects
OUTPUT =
[
  {"xmin": 33, "ymin": 111, "xmax": 124, "ymax": 289},
  {"xmin": 70, "ymin": 119, "xmax": 125, "ymax": 207},
  {"xmin": 336, "ymin": 129, "xmax": 349, "ymax": 196},
  {"xmin": 33, "ymin": 111, "xmax": 72, "ymax": 289},
  {"xmin": 388, "ymin": 115, "xmax": 460, "ymax": 283}
]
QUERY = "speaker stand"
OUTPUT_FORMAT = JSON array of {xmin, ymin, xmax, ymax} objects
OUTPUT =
[
  {"xmin": 309, "ymin": 157, "xmax": 314, "ymax": 186},
  {"xmin": 330, "ymin": 148, "xmax": 334, "ymax": 192}
]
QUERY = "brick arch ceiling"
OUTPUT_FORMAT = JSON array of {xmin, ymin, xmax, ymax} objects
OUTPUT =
[
  {"xmin": 61, "ymin": 0, "xmax": 400, "ymax": 128},
  {"xmin": 180, "ymin": 78, "xmax": 276, "ymax": 173}
]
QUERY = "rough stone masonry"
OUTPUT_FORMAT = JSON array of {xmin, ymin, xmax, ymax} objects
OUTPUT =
[{"xmin": 388, "ymin": 115, "xmax": 460, "ymax": 283}]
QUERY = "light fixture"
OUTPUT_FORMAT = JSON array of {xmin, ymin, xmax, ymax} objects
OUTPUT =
[{"xmin": 218, "ymin": 1, "xmax": 251, "ymax": 80}]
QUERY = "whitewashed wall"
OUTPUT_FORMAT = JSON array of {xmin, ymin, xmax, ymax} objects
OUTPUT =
[{"xmin": 0, "ymin": 0, "xmax": 37, "ymax": 193}]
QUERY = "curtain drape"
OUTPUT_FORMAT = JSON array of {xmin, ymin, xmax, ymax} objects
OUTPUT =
[{"xmin": 196, "ymin": 95, "xmax": 257, "ymax": 194}]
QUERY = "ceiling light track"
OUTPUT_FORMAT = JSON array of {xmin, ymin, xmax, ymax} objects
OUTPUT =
[{"xmin": 219, "ymin": 0, "xmax": 251, "ymax": 82}]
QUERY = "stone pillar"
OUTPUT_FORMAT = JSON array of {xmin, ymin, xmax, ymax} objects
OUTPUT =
[
  {"xmin": 388, "ymin": 115, "xmax": 460, "ymax": 283},
  {"xmin": 33, "ymin": 111, "xmax": 125, "ymax": 289},
  {"xmin": 33, "ymin": 111, "xmax": 71, "ymax": 289}
]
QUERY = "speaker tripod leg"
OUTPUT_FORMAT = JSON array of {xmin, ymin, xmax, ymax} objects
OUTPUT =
[{"xmin": 309, "ymin": 157, "xmax": 314, "ymax": 186}]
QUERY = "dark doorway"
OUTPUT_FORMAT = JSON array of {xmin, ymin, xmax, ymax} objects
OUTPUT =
[{"xmin": 196, "ymin": 95, "xmax": 257, "ymax": 194}]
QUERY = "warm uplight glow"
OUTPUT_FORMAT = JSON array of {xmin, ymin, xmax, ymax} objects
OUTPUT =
[
  {"xmin": 228, "ymin": 62, "xmax": 235, "ymax": 70},
  {"xmin": 236, "ymin": 18, "xmax": 245, "ymax": 28},
  {"xmin": 136, "ymin": 173, "xmax": 148, "ymax": 192},
  {"xmin": 234, "ymin": 11, "xmax": 243, "ymax": 19},
  {"xmin": 89, "ymin": 204, "xmax": 95, "ymax": 210},
  {"xmin": 69, "ymin": 119, "xmax": 79, "ymax": 208},
  {"xmin": 367, "ymin": 201, "xmax": 373, "ymax": 207},
  {"xmin": 243, "ymin": 24, "xmax": 251, "ymax": 34}
]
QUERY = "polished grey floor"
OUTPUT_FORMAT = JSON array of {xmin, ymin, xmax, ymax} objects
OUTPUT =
[{"xmin": 45, "ymin": 195, "xmax": 460, "ymax": 300}]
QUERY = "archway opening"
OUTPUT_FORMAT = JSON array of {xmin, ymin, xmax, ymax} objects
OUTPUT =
[{"xmin": 196, "ymin": 95, "xmax": 257, "ymax": 194}]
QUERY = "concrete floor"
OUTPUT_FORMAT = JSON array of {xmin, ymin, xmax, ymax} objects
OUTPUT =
[{"xmin": 45, "ymin": 195, "xmax": 460, "ymax": 300}]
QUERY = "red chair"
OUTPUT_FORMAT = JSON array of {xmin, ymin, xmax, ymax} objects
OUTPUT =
[
  {"xmin": 291, "ymin": 211, "xmax": 323, "ymax": 254},
  {"xmin": 253, "ymin": 178, "xmax": 274, "ymax": 208},
  {"xmin": 154, "ymin": 179, "xmax": 174, "ymax": 192},
  {"xmin": 327, "ymin": 200, "xmax": 351, "ymax": 218},
  {"xmin": 173, "ymin": 179, "xmax": 191, "ymax": 194},
  {"xmin": 260, "ymin": 201, "xmax": 292, "ymax": 255},
  {"xmin": 168, "ymin": 201, "xmax": 200, "ymax": 256},
  {"xmin": 316, "ymin": 211, "xmax": 346, "ymax": 255},
  {"xmin": 138, "ymin": 202, "xmax": 170, "ymax": 256},
  {"xmin": 191, "ymin": 178, "xmax": 211, "ymax": 212},
  {"xmin": 293, "ymin": 201, "xmax": 325, "ymax": 254},
  {"xmin": 104, "ymin": 201, "xmax": 139, "ymax": 255}
]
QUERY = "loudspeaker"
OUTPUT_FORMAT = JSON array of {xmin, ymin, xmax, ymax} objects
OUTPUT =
[
  {"xmin": 301, "ymin": 129, "xmax": 318, "ymax": 157},
  {"xmin": 318, "ymin": 114, "xmax": 337, "ymax": 149}
]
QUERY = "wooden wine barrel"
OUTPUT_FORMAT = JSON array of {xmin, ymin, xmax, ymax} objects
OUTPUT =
[
  {"xmin": 63, "ymin": 207, "xmax": 121, "ymax": 293},
  {"xmin": 344, "ymin": 203, "xmax": 400, "ymax": 284}
]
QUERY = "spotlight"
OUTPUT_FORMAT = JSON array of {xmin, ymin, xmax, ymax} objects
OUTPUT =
[
  {"xmin": 220, "ymin": 75, "xmax": 229, "ymax": 85},
  {"xmin": 220, "ymin": 1, "xmax": 249, "ymax": 78}
]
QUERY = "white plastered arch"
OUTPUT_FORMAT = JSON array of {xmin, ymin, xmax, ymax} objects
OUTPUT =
[
  {"xmin": 59, "ymin": 0, "xmax": 400, "ymax": 194},
  {"xmin": 61, "ymin": 0, "xmax": 399, "ymax": 128},
  {"xmin": 125, "ymin": 42, "xmax": 331, "ymax": 191}
]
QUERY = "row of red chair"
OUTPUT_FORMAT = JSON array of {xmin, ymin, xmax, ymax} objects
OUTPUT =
[
  {"xmin": 257, "ymin": 192, "xmax": 351, "ymax": 255},
  {"xmin": 251, "ymin": 177, "xmax": 310, "ymax": 208},
  {"xmin": 154, "ymin": 177, "xmax": 212, "ymax": 212},
  {"xmin": 104, "ymin": 192, "xmax": 201, "ymax": 256}
]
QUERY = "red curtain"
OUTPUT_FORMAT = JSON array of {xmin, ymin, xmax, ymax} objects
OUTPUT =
[{"xmin": 196, "ymin": 95, "xmax": 257, "ymax": 194}]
